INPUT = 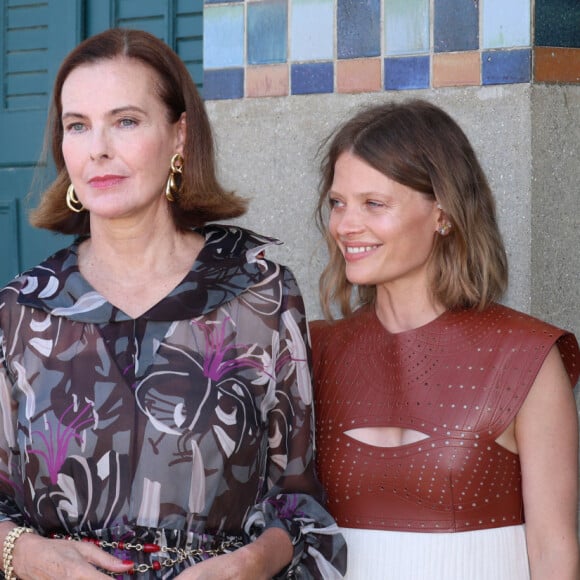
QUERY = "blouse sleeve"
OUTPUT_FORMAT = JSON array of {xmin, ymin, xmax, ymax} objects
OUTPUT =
[
  {"xmin": 244, "ymin": 267, "xmax": 346, "ymax": 579},
  {"xmin": 0, "ymin": 332, "xmax": 28, "ymax": 527}
]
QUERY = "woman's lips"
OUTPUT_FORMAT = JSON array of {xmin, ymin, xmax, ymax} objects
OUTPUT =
[
  {"xmin": 88, "ymin": 175, "xmax": 125, "ymax": 189},
  {"xmin": 343, "ymin": 244, "xmax": 380, "ymax": 261}
]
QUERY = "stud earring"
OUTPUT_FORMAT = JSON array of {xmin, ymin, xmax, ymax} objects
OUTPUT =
[
  {"xmin": 437, "ymin": 222, "xmax": 452, "ymax": 236},
  {"xmin": 66, "ymin": 184, "xmax": 84, "ymax": 213},
  {"xmin": 165, "ymin": 153, "xmax": 184, "ymax": 202}
]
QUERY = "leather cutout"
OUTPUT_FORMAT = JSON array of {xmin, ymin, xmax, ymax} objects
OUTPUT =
[
  {"xmin": 494, "ymin": 420, "xmax": 518, "ymax": 454},
  {"xmin": 344, "ymin": 426, "xmax": 430, "ymax": 448}
]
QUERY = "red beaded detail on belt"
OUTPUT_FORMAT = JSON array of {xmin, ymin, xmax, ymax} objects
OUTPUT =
[{"xmin": 50, "ymin": 533, "xmax": 243, "ymax": 575}]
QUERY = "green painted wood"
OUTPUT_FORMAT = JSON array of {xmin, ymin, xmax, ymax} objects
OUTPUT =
[
  {"xmin": 0, "ymin": 165, "xmax": 67, "ymax": 282},
  {"xmin": 0, "ymin": 0, "xmax": 80, "ymax": 285},
  {"xmin": 7, "ymin": 0, "xmax": 44, "ymax": 7},
  {"xmin": 0, "ymin": 112, "xmax": 45, "ymax": 164},
  {"xmin": 7, "ymin": 51, "xmax": 48, "ymax": 74},
  {"xmin": 117, "ymin": 0, "xmax": 168, "ymax": 19},
  {"xmin": 6, "ymin": 3, "xmax": 49, "ymax": 28},
  {"xmin": 177, "ymin": 14, "xmax": 202, "ymax": 37},
  {"xmin": 0, "ymin": 199, "xmax": 20, "ymax": 282}
]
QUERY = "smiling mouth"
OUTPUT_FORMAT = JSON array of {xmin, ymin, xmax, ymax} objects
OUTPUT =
[{"xmin": 345, "ymin": 245, "xmax": 378, "ymax": 254}]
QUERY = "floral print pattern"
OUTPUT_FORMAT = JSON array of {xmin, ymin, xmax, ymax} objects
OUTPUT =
[{"xmin": 0, "ymin": 225, "xmax": 346, "ymax": 579}]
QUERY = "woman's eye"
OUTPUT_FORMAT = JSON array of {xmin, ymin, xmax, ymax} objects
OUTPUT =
[
  {"xmin": 65, "ymin": 122, "xmax": 85, "ymax": 133},
  {"xmin": 119, "ymin": 117, "xmax": 137, "ymax": 128},
  {"xmin": 366, "ymin": 200, "xmax": 384, "ymax": 208},
  {"xmin": 329, "ymin": 198, "xmax": 344, "ymax": 209}
]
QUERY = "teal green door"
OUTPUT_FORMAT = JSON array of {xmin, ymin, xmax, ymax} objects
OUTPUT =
[{"xmin": 0, "ymin": 0, "xmax": 202, "ymax": 286}]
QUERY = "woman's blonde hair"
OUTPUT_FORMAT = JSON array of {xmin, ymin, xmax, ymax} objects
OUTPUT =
[
  {"xmin": 316, "ymin": 99, "xmax": 508, "ymax": 320},
  {"xmin": 30, "ymin": 28, "xmax": 246, "ymax": 234}
]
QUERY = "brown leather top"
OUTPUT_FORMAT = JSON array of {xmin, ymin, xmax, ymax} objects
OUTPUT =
[{"xmin": 311, "ymin": 304, "xmax": 579, "ymax": 533}]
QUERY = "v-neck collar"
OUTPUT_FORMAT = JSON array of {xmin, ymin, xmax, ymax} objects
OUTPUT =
[{"xmin": 17, "ymin": 225, "xmax": 281, "ymax": 323}]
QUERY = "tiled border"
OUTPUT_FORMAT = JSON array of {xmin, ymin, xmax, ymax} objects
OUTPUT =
[
  {"xmin": 291, "ymin": 62, "xmax": 334, "ymax": 95},
  {"xmin": 384, "ymin": 56, "xmax": 430, "ymax": 90},
  {"xmin": 433, "ymin": 52, "xmax": 480, "ymax": 88},
  {"xmin": 246, "ymin": 64, "xmax": 289, "ymax": 97},
  {"xmin": 534, "ymin": 47, "xmax": 580, "ymax": 83},
  {"xmin": 203, "ymin": 0, "xmax": 579, "ymax": 100},
  {"xmin": 337, "ymin": 58, "xmax": 382, "ymax": 93},
  {"xmin": 483, "ymin": 49, "xmax": 531, "ymax": 85}
]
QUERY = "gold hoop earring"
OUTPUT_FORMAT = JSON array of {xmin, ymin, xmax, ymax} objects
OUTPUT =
[
  {"xmin": 165, "ymin": 153, "xmax": 184, "ymax": 202},
  {"xmin": 66, "ymin": 184, "xmax": 84, "ymax": 213}
]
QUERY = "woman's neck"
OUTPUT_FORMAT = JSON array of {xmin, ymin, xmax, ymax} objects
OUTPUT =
[
  {"xmin": 80, "ymin": 212, "xmax": 188, "ymax": 277},
  {"xmin": 374, "ymin": 284, "xmax": 445, "ymax": 334},
  {"xmin": 76, "ymin": 216, "xmax": 204, "ymax": 318}
]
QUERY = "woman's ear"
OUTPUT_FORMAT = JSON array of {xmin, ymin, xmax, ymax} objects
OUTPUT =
[
  {"xmin": 175, "ymin": 112, "xmax": 187, "ymax": 154},
  {"xmin": 435, "ymin": 203, "xmax": 453, "ymax": 236}
]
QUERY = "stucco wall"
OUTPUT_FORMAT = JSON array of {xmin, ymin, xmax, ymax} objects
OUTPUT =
[{"xmin": 530, "ymin": 85, "xmax": 580, "ymax": 342}]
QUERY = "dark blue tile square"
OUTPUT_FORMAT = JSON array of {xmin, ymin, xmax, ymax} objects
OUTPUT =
[
  {"xmin": 482, "ymin": 49, "xmax": 531, "ymax": 85},
  {"xmin": 434, "ymin": 0, "xmax": 479, "ymax": 52},
  {"xmin": 202, "ymin": 68, "xmax": 244, "ymax": 100},
  {"xmin": 291, "ymin": 62, "xmax": 334, "ymax": 95},
  {"xmin": 384, "ymin": 56, "xmax": 430, "ymax": 90},
  {"xmin": 337, "ymin": 0, "xmax": 381, "ymax": 58},
  {"xmin": 535, "ymin": 0, "xmax": 580, "ymax": 47},
  {"xmin": 247, "ymin": 0, "xmax": 288, "ymax": 65}
]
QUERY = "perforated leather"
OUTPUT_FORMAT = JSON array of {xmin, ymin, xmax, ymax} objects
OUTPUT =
[{"xmin": 311, "ymin": 304, "xmax": 579, "ymax": 533}]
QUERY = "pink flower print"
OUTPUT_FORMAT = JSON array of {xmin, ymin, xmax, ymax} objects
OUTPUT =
[{"xmin": 29, "ymin": 401, "xmax": 94, "ymax": 484}]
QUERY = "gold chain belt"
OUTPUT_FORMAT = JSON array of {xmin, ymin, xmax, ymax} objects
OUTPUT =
[{"xmin": 51, "ymin": 533, "xmax": 245, "ymax": 575}]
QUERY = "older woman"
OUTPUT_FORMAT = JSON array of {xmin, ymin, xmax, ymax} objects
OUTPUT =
[
  {"xmin": 0, "ymin": 29, "xmax": 346, "ymax": 579},
  {"xmin": 310, "ymin": 99, "xmax": 579, "ymax": 580}
]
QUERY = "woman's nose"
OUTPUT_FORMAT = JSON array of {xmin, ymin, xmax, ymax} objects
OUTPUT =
[
  {"xmin": 334, "ymin": 207, "xmax": 364, "ymax": 236},
  {"xmin": 89, "ymin": 127, "xmax": 111, "ymax": 160}
]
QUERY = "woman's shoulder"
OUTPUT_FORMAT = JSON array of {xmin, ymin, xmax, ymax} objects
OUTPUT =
[
  {"xmin": 478, "ymin": 303, "xmax": 579, "ymax": 386},
  {"xmin": 197, "ymin": 224, "xmax": 282, "ymax": 259},
  {"xmin": 309, "ymin": 306, "xmax": 371, "ymax": 345},
  {"xmin": 480, "ymin": 303, "xmax": 574, "ymax": 337},
  {"xmin": 0, "ymin": 242, "xmax": 86, "ymax": 316},
  {"xmin": 195, "ymin": 223, "xmax": 288, "ymax": 280}
]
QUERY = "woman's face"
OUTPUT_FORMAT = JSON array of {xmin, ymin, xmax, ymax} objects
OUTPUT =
[
  {"xmin": 60, "ymin": 57, "xmax": 185, "ymax": 222},
  {"xmin": 328, "ymin": 151, "xmax": 441, "ymax": 294}
]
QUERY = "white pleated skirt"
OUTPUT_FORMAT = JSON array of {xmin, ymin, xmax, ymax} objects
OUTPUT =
[{"xmin": 340, "ymin": 525, "xmax": 530, "ymax": 580}]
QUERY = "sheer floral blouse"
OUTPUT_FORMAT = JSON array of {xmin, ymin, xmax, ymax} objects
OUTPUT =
[{"xmin": 0, "ymin": 225, "xmax": 346, "ymax": 579}]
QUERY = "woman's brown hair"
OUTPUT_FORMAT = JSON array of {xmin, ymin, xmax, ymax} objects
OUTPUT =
[
  {"xmin": 316, "ymin": 99, "xmax": 508, "ymax": 320},
  {"xmin": 30, "ymin": 28, "xmax": 246, "ymax": 234}
]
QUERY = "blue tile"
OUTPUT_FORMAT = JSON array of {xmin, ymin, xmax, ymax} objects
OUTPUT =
[
  {"xmin": 204, "ymin": 5, "xmax": 244, "ymax": 69},
  {"xmin": 291, "ymin": 0, "xmax": 334, "ymax": 61},
  {"xmin": 385, "ymin": 0, "xmax": 430, "ymax": 56},
  {"xmin": 205, "ymin": 0, "xmax": 241, "ymax": 3},
  {"xmin": 338, "ymin": 0, "xmax": 381, "ymax": 58},
  {"xmin": 482, "ymin": 49, "xmax": 531, "ymax": 85},
  {"xmin": 482, "ymin": 0, "xmax": 530, "ymax": 49},
  {"xmin": 291, "ymin": 62, "xmax": 334, "ymax": 94},
  {"xmin": 384, "ymin": 56, "xmax": 430, "ymax": 89},
  {"xmin": 535, "ymin": 0, "xmax": 580, "ymax": 48},
  {"xmin": 202, "ymin": 68, "xmax": 244, "ymax": 100},
  {"xmin": 247, "ymin": 0, "xmax": 288, "ymax": 65},
  {"xmin": 434, "ymin": 0, "xmax": 478, "ymax": 52}
]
